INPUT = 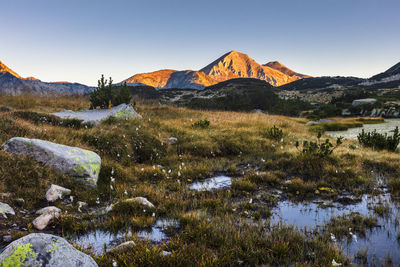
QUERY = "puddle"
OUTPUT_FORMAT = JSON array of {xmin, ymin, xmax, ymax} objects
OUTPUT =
[
  {"xmin": 188, "ymin": 175, "xmax": 232, "ymax": 191},
  {"xmin": 69, "ymin": 219, "xmax": 179, "ymax": 255},
  {"xmin": 271, "ymin": 194, "xmax": 400, "ymax": 265}
]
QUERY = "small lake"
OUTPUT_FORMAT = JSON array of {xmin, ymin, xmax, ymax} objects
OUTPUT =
[{"xmin": 327, "ymin": 119, "xmax": 400, "ymax": 140}]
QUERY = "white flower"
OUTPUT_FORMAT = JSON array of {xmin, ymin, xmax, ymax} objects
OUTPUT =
[
  {"xmin": 110, "ymin": 185, "xmax": 114, "ymax": 190},
  {"xmin": 332, "ymin": 259, "xmax": 342, "ymax": 266},
  {"xmin": 124, "ymin": 190, "xmax": 128, "ymax": 195},
  {"xmin": 330, "ymin": 233, "xmax": 336, "ymax": 242},
  {"xmin": 112, "ymin": 260, "xmax": 118, "ymax": 267}
]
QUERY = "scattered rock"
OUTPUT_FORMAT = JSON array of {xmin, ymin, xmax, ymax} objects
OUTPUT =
[
  {"xmin": 36, "ymin": 206, "xmax": 62, "ymax": 215},
  {"xmin": 3, "ymin": 235, "xmax": 12, "ymax": 243},
  {"xmin": 0, "ymin": 193, "xmax": 12, "ymax": 198},
  {"xmin": 0, "ymin": 233, "xmax": 98, "ymax": 266},
  {"xmin": 77, "ymin": 201, "xmax": 88, "ymax": 212},
  {"xmin": 3, "ymin": 137, "xmax": 101, "ymax": 187},
  {"xmin": 0, "ymin": 202, "xmax": 15, "ymax": 218},
  {"xmin": 164, "ymin": 137, "xmax": 178, "ymax": 144},
  {"xmin": 13, "ymin": 198, "xmax": 25, "ymax": 207},
  {"xmin": 162, "ymin": 251, "xmax": 172, "ymax": 256},
  {"xmin": 107, "ymin": 241, "xmax": 135, "ymax": 253},
  {"xmin": 33, "ymin": 207, "xmax": 61, "ymax": 230},
  {"xmin": 124, "ymin": 197, "xmax": 155, "ymax": 208},
  {"xmin": 46, "ymin": 184, "xmax": 72, "ymax": 202},
  {"xmin": 53, "ymin": 103, "xmax": 142, "ymax": 125}
]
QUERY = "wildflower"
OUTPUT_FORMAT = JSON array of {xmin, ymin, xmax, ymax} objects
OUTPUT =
[
  {"xmin": 124, "ymin": 190, "xmax": 128, "ymax": 195},
  {"xmin": 330, "ymin": 233, "xmax": 336, "ymax": 242}
]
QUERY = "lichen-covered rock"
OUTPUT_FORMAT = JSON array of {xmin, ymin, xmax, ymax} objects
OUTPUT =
[
  {"xmin": 2, "ymin": 137, "xmax": 101, "ymax": 187},
  {"xmin": 0, "ymin": 202, "xmax": 15, "ymax": 218},
  {"xmin": 0, "ymin": 233, "xmax": 98, "ymax": 267},
  {"xmin": 45, "ymin": 185, "xmax": 71, "ymax": 202},
  {"xmin": 53, "ymin": 103, "xmax": 142, "ymax": 125}
]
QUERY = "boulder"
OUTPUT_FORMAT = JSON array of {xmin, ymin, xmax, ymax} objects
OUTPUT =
[
  {"xmin": 46, "ymin": 185, "xmax": 71, "ymax": 202},
  {"xmin": 3, "ymin": 137, "xmax": 101, "ymax": 187},
  {"xmin": 53, "ymin": 103, "xmax": 142, "ymax": 125},
  {"xmin": 0, "ymin": 233, "xmax": 98, "ymax": 267},
  {"xmin": 0, "ymin": 202, "xmax": 15, "ymax": 218}
]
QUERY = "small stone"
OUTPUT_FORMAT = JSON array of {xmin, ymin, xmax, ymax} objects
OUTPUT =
[
  {"xmin": 107, "ymin": 241, "xmax": 135, "ymax": 253},
  {"xmin": 162, "ymin": 251, "xmax": 172, "ymax": 256},
  {"xmin": 3, "ymin": 235, "xmax": 12, "ymax": 242},
  {"xmin": 125, "ymin": 197, "xmax": 155, "ymax": 208},
  {"xmin": 46, "ymin": 184, "xmax": 72, "ymax": 202},
  {"xmin": 36, "ymin": 206, "xmax": 62, "ymax": 215},
  {"xmin": 33, "ymin": 207, "xmax": 61, "ymax": 230},
  {"xmin": 0, "ymin": 202, "xmax": 15, "ymax": 218},
  {"xmin": 164, "ymin": 137, "xmax": 178, "ymax": 144},
  {"xmin": 78, "ymin": 201, "xmax": 88, "ymax": 212}
]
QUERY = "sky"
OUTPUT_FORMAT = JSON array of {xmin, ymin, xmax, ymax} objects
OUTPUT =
[{"xmin": 1, "ymin": 0, "xmax": 400, "ymax": 86}]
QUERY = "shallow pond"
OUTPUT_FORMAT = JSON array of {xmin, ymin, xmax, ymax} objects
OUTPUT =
[
  {"xmin": 272, "ymin": 194, "xmax": 400, "ymax": 265},
  {"xmin": 327, "ymin": 118, "xmax": 400, "ymax": 140},
  {"xmin": 188, "ymin": 175, "xmax": 232, "ymax": 191},
  {"xmin": 69, "ymin": 219, "xmax": 179, "ymax": 255}
]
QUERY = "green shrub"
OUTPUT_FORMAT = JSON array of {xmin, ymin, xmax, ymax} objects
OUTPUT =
[
  {"xmin": 192, "ymin": 118, "xmax": 210, "ymax": 128},
  {"xmin": 357, "ymin": 127, "xmax": 400, "ymax": 152},
  {"xmin": 264, "ymin": 125, "xmax": 283, "ymax": 140},
  {"xmin": 296, "ymin": 132, "xmax": 343, "ymax": 158},
  {"xmin": 89, "ymin": 75, "xmax": 132, "ymax": 109}
]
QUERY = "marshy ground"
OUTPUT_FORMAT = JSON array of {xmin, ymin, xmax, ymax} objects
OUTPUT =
[{"xmin": 1, "ymin": 95, "xmax": 400, "ymax": 266}]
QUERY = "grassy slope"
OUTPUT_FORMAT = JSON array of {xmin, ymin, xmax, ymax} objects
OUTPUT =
[{"xmin": 1, "ymin": 95, "xmax": 400, "ymax": 266}]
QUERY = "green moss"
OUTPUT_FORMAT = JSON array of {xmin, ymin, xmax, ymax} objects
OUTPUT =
[{"xmin": 1, "ymin": 243, "xmax": 36, "ymax": 267}]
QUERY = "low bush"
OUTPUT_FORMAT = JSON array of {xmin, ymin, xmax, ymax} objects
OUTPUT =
[
  {"xmin": 296, "ymin": 132, "xmax": 343, "ymax": 158},
  {"xmin": 264, "ymin": 125, "xmax": 283, "ymax": 141},
  {"xmin": 357, "ymin": 127, "xmax": 400, "ymax": 152},
  {"xmin": 192, "ymin": 118, "xmax": 210, "ymax": 128}
]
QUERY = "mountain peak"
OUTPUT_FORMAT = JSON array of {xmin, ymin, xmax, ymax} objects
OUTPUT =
[{"xmin": 0, "ymin": 60, "xmax": 22, "ymax": 78}]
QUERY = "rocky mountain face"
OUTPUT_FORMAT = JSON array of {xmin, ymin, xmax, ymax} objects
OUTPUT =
[
  {"xmin": 121, "ymin": 51, "xmax": 309, "ymax": 89},
  {"xmin": 163, "ymin": 70, "xmax": 217, "ymax": 89},
  {"xmin": 263, "ymin": 61, "xmax": 311, "ymax": 79},
  {"xmin": 360, "ymin": 62, "xmax": 400, "ymax": 88},
  {"xmin": 0, "ymin": 60, "xmax": 93, "ymax": 95},
  {"xmin": 122, "ymin": 69, "xmax": 178, "ymax": 88}
]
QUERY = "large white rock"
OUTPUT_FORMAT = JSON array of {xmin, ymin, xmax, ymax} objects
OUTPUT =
[
  {"xmin": 53, "ymin": 103, "xmax": 142, "ymax": 125},
  {"xmin": 45, "ymin": 185, "xmax": 71, "ymax": 202},
  {"xmin": 3, "ymin": 137, "xmax": 101, "ymax": 187},
  {"xmin": 0, "ymin": 233, "xmax": 98, "ymax": 267}
]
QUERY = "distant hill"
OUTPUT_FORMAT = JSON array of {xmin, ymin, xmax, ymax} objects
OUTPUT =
[
  {"xmin": 121, "ymin": 51, "xmax": 309, "ymax": 89},
  {"xmin": 0, "ymin": 60, "xmax": 94, "ymax": 95},
  {"xmin": 359, "ymin": 61, "xmax": 400, "ymax": 88},
  {"xmin": 278, "ymin": 76, "xmax": 364, "ymax": 91}
]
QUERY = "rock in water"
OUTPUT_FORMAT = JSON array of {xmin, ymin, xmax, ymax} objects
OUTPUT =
[
  {"xmin": 53, "ymin": 103, "xmax": 142, "ymax": 125},
  {"xmin": 0, "ymin": 233, "xmax": 98, "ymax": 267},
  {"xmin": 2, "ymin": 137, "xmax": 101, "ymax": 187},
  {"xmin": 45, "ymin": 185, "xmax": 71, "ymax": 202}
]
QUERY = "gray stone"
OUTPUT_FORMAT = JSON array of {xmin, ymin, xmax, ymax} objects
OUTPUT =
[
  {"xmin": 3, "ymin": 235, "xmax": 12, "ymax": 243},
  {"xmin": 33, "ymin": 207, "xmax": 61, "ymax": 230},
  {"xmin": 124, "ymin": 197, "xmax": 155, "ymax": 208},
  {"xmin": 77, "ymin": 201, "xmax": 88, "ymax": 212},
  {"xmin": 107, "ymin": 241, "xmax": 135, "ymax": 253},
  {"xmin": 164, "ymin": 137, "xmax": 178, "ymax": 144},
  {"xmin": 36, "ymin": 206, "xmax": 62, "ymax": 215},
  {"xmin": 46, "ymin": 185, "xmax": 71, "ymax": 202},
  {"xmin": 3, "ymin": 137, "xmax": 101, "ymax": 187},
  {"xmin": 352, "ymin": 98, "xmax": 377, "ymax": 106},
  {"xmin": 0, "ymin": 233, "xmax": 98, "ymax": 266},
  {"xmin": 53, "ymin": 103, "xmax": 142, "ymax": 125},
  {"xmin": 0, "ymin": 202, "xmax": 15, "ymax": 218}
]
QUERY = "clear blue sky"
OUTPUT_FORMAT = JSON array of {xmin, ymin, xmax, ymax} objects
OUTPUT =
[{"xmin": 1, "ymin": 0, "xmax": 399, "ymax": 86}]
